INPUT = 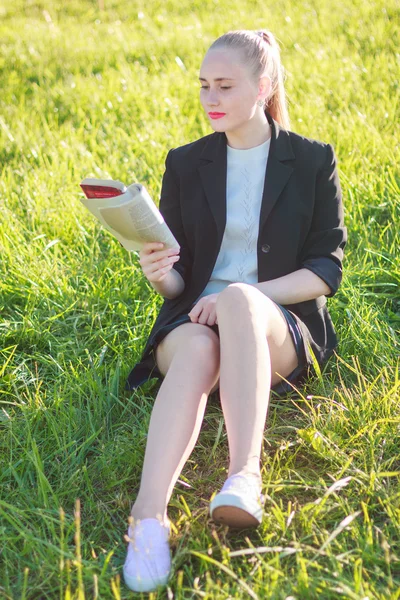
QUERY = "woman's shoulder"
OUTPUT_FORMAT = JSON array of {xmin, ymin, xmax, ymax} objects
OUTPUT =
[
  {"xmin": 166, "ymin": 132, "xmax": 228, "ymax": 176},
  {"xmin": 285, "ymin": 125, "xmax": 332, "ymax": 149},
  {"xmin": 166, "ymin": 125, "xmax": 335, "ymax": 173},
  {"xmin": 285, "ymin": 127, "xmax": 336, "ymax": 170},
  {"xmin": 277, "ymin": 126, "xmax": 337, "ymax": 172},
  {"xmin": 168, "ymin": 132, "xmax": 217, "ymax": 161}
]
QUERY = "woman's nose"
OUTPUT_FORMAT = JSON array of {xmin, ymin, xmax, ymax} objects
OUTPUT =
[{"xmin": 207, "ymin": 90, "xmax": 219, "ymax": 105}]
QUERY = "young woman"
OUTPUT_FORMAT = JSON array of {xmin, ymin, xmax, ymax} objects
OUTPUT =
[{"xmin": 123, "ymin": 29, "xmax": 347, "ymax": 592}]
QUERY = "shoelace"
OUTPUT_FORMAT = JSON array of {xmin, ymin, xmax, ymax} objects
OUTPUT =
[
  {"xmin": 124, "ymin": 517, "xmax": 171, "ymax": 547},
  {"xmin": 221, "ymin": 474, "xmax": 265, "ymax": 503}
]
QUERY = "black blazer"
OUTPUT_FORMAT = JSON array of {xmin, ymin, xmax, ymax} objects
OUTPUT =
[{"xmin": 126, "ymin": 111, "xmax": 347, "ymax": 391}]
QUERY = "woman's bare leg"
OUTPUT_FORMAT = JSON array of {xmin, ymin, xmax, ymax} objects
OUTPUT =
[
  {"xmin": 130, "ymin": 326, "xmax": 220, "ymax": 524},
  {"xmin": 215, "ymin": 283, "xmax": 299, "ymax": 479}
]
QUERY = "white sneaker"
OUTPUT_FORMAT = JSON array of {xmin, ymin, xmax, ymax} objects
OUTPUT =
[
  {"xmin": 210, "ymin": 473, "xmax": 265, "ymax": 529},
  {"xmin": 123, "ymin": 517, "xmax": 172, "ymax": 592}
]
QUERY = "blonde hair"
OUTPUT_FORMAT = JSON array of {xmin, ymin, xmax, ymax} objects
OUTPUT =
[{"xmin": 207, "ymin": 29, "xmax": 291, "ymax": 130}]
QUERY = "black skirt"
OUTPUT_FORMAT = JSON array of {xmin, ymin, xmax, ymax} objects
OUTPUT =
[{"xmin": 127, "ymin": 300, "xmax": 310, "ymax": 397}]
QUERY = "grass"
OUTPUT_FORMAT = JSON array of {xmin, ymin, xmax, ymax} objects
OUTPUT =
[{"xmin": 0, "ymin": 0, "xmax": 399, "ymax": 597}]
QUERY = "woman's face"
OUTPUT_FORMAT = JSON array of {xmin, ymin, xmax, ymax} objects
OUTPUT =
[{"xmin": 199, "ymin": 48, "xmax": 266, "ymax": 132}]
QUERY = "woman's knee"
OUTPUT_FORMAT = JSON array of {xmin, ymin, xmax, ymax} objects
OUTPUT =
[
  {"xmin": 156, "ymin": 324, "xmax": 220, "ymax": 378},
  {"xmin": 215, "ymin": 284, "xmax": 297, "ymax": 365},
  {"xmin": 217, "ymin": 282, "xmax": 267, "ymax": 304},
  {"xmin": 216, "ymin": 283, "xmax": 273, "ymax": 320},
  {"xmin": 181, "ymin": 331, "xmax": 220, "ymax": 370}
]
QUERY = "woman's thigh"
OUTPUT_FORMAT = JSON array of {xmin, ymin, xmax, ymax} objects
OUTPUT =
[
  {"xmin": 155, "ymin": 322, "xmax": 220, "ymax": 380},
  {"xmin": 212, "ymin": 285, "xmax": 299, "ymax": 392},
  {"xmin": 260, "ymin": 301, "xmax": 300, "ymax": 388},
  {"xmin": 155, "ymin": 289, "xmax": 299, "ymax": 394}
]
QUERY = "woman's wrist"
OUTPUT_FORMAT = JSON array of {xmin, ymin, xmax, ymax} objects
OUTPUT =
[{"xmin": 150, "ymin": 268, "xmax": 185, "ymax": 300}]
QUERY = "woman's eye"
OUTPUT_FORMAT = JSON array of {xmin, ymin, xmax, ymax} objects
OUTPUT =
[{"xmin": 200, "ymin": 86, "xmax": 231, "ymax": 90}]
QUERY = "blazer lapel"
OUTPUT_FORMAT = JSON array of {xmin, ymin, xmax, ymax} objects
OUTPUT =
[
  {"xmin": 197, "ymin": 112, "xmax": 295, "ymax": 247},
  {"xmin": 259, "ymin": 113, "xmax": 295, "ymax": 233},
  {"xmin": 197, "ymin": 130, "xmax": 227, "ymax": 248}
]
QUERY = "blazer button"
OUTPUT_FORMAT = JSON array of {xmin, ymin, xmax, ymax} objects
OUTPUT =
[{"xmin": 261, "ymin": 244, "xmax": 270, "ymax": 253}]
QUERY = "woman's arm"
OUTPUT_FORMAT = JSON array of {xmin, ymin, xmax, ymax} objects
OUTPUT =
[
  {"xmin": 253, "ymin": 143, "xmax": 347, "ymax": 304},
  {"xmin": 149, "ymin": 268, "xmax": 185, "ymax": 299},
  {"xmin": 251, "ymin": 267, "xmax": 331, "ymax": 304},
  {"xmin": 150, "ymin": 149, "xmax": 193, "ymax": 300},
  {"xmin": 298, "ymin": 143, "xmax": 347, "ymax": 298}
]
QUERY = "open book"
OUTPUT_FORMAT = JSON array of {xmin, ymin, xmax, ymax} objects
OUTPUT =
[{"xmin": 79, "ymin": 178, "xmax": 179, "ymax": 252}]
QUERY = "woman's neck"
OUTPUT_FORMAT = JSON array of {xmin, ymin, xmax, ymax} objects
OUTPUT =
[{"xmin": 225, "ymin": 114, "xmax": 271, "ymax": 150}]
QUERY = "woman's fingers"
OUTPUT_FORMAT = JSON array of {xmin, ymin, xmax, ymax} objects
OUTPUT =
[{"xmin": 139, "ymin": 242, "xmax": 180, "ymax": 283}]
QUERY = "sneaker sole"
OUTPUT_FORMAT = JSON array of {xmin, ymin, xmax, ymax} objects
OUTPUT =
[
  {"xmin": 123, "ymin": 568, "xmax": 170, "ymax": 593},
  {"xmin": 210, "ymin": 491, "xmax": 264, "ymax": 529}
]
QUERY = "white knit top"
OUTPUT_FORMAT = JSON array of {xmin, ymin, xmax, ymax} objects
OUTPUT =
[{"xmin": 195, "ymin": 137, "xmax": 271, "ymax": 302}]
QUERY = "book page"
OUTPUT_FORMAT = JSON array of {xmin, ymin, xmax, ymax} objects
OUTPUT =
[{"xmin": 79, "ymin": 181, "xmax": 179, "ymax": 252}]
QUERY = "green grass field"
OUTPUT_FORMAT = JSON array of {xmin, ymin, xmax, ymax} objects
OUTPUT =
[{"xmin": 1, "ymin": 0, "xmax": 399, "ymax": 597}]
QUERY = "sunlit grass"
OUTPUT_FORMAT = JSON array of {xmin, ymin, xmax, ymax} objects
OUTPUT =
[{"xmin": 0, "ymin": 0, "xmax": 399, "ymax": 597}]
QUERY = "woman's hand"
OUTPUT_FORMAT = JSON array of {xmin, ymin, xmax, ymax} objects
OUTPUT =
[
  {"xmin": 139, "ymin": 242, "xmax": 180, "ymax": 283},
  {"xmin": 188, "ymin": 293, "xmax": 220, "ymax": 327}
]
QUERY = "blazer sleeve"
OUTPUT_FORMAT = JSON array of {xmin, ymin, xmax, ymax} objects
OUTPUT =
[
  {"xmin": 158, "ymin": 148, "xmax": 192, "ymax": 287},
  {"xmin": 299, "ymin": 143, "xmax": 347, "ymax": 298}
]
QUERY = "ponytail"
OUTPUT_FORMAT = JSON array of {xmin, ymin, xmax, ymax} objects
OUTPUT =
[{"xmin": 257, "ymin": 30, "xmax": 290, "ymax": 130}]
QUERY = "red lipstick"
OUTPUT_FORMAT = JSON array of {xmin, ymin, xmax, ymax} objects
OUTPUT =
[{"xmin": 209, "ymin": 112, "xmax": 226, "ymax": 120}]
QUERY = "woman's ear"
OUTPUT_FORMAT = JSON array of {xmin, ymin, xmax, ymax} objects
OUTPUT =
[{"xmin": 258, "ymin": 75, "xmax": 272, "ymax": 102}]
